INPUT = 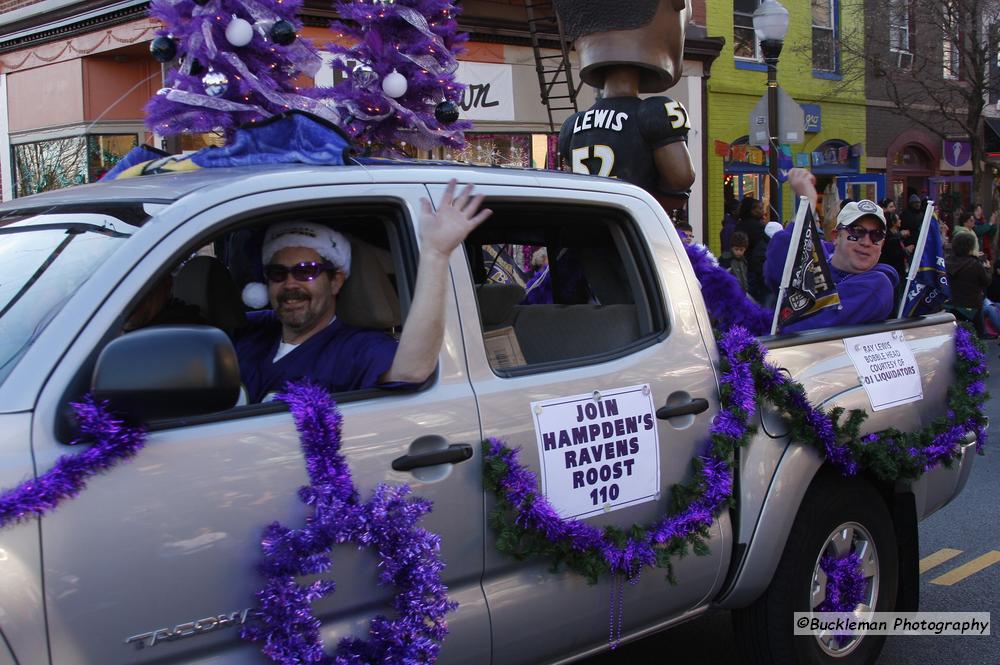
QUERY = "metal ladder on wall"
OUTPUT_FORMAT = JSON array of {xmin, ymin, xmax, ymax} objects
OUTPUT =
[{"xmin": 524, "ymin": 0, "xmax": 580, "ymax": 132}]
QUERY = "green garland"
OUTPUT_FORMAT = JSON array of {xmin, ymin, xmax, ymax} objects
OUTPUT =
[{"xmin": 483, "ymin": 323, "xmax": 988, "ymax": 584}]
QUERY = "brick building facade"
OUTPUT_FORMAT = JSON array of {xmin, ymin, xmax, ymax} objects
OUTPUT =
[
  {"xmin": 704, "ymin": 0, "xmax": 867, "ymax": 253},
  {"xmin": 862, "ymin": 0, "xmax": 973, "ymax": 217}
]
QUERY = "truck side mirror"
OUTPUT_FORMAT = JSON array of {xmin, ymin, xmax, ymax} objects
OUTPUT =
[{"xmin": 92, "ymin": 325, "xmax": 240, "ymax": 422}]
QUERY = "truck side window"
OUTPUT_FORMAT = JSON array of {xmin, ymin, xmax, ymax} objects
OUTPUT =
[
  {"xmin": 95, "ymin": 203, "xmax": 418, "ymax": 423},
  {"xmin": 464, "ymin": 203, "xmax": 666, "ymax": 373}
]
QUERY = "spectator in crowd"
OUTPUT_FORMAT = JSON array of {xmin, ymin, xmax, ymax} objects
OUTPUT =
[
  {"xmin": 735, "ymin": 196, "xmax": 766, "ymax": 253},
  {"xmin": 900, "ymin": 194, "xmax": 924, "ymax": 250},
  {"xmin": 720, "ymin": 230, "xmax": 750, "ymax": 294},
  {"xmin": 676, "ymin": 222, "xmax": 695, "ymax": 245},
  {"xmin": 881, "ymin": 198, "xmax": 897, "ymax": 220},
  {"xmin": 878, "ymin": 204, "xmax": 908, "ymax": 300},
  {"xmin": 972, "ymin": 203, "xmax": 996, "ymax": 264},
  {"xmin": 523, "ymin": 247, "xmax": 551, "ymax": 303},
  {"xmin": 764, "ymin": 169, "xmax": 898, "ymax": 333},
  {"xmin": 946, "ymin": 232, "xmax": 991, "ymax": 336},
  {"xmin": 981, "ymin": 260, "xmax": 1000, "ymax": 337},
  {"xmin": 735, "ymin": 196, "xmax": 770, "ymax": 304},
  {"xmin": 952, "ymin": 211, "xmax": 980, "ymax": 258},
  {"xmin": 720, "ymin": 199, "xmax": 740, "ymax": 254}
]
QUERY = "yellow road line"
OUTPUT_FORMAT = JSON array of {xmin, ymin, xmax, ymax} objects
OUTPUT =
[
  {"xmin": 930, "ymin": 551, "xmax": 1000, "ymax": 586},
  {"xmin": 919, "ymin": 548, "xmax": 963, "ymax": 574}
]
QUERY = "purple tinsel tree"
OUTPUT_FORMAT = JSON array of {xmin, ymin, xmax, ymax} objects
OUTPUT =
[
  {"xmin": 326, "ymin": 0, "xmax": 470, "ymax": 156},
  {"xmin": 145, "ymin": 0, "xmax": 337, "ymax": 138}
]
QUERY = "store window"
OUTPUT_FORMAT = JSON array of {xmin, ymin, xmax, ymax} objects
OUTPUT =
[
  {"xmin": 464, "ymin": 202, "xmax": 665, "ymax": 373},
  {"xmin": 88, "ymin": 135, "xmax": 140, "ymax": 181},
  {"xmin": 442, "ymin": 133, "xmax": 557, "ymax": 169},
  {"xmin": 734, "ymin": 0, "xmax": 762, "ymax": 61},
  {"xmin": 812, "ymin": 0, "xmax": 838, "ymax": 73},
  {"xmin": 12, "ymin": 134, "xmax": 138, "ymax": 197}
]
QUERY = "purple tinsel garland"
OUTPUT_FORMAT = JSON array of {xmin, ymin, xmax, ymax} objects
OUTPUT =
[
  {"xmin": 0, "ymin": 397, "xmax": 146, "ymax": 528},
  {"xmin": 484, "ymin": 328, "xmax": 754, "ymax": 582},
  {"xmin": 483, "ymin": 321, "xmax": 988, "ymax": 591},
  {"xmin": 241, "ymin": 381, "xmax": 456, "ymax": 664},
  {"xmin": 817, "ymin": 552, "xmax": 867, "ymax": 613},
  {"xmin": 684, "ymin": 243, "xmax": 772, "ymax": 336}
]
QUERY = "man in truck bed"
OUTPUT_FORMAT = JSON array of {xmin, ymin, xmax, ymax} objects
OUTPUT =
[{"xmin": 765, "ymin": 168, "xmax": 899, "ymax": 333}]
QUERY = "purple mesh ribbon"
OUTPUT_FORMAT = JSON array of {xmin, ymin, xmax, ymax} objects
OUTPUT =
[
  {"xmin": 0, "ymin": 398, "xmax": 147, "ymax": 528},
  {"xmin": 241, "ymin": 381, "xmax": 455, "ymax": 664},
  {"xmin": 817, "ymin": 552, "xmax": 867, "ymax": 613}
]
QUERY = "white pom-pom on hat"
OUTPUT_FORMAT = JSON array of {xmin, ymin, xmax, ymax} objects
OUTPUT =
[
  {"xmin": 242, "ymin": 282, "xmax": 269, "ymax": 309},
  {"xmin": 765, "ymin": 221, "xmax": 784, "ymax": 238}
]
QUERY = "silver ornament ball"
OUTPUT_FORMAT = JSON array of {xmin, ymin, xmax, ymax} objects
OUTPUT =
[
  {"xmin": 202, "ymin": 70, "xmax": 229, "ymax": 97},
  {"xmin": 352, "ymin": 64, "xmax": 378, "ymax": 89}
]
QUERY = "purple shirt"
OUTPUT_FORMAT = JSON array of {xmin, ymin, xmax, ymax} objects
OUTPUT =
[
  {"xmin": 764, "ymin": 229, "xmax": 899, "ymax": 333},
  {"xmin": 235, "ymin": 311, "xmax": 400, "ymax": 403}
]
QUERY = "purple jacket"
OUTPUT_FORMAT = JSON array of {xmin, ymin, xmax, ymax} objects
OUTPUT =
[
  {"xmin": 235, "ymin": 311, "xmax": 400, "ymax": 403},
  {"xmin": 764, "ymin": 229, "xmax": 899, "ymax": 333}
]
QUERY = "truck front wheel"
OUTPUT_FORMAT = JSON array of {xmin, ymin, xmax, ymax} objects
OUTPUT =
[{"xmin": 733, "ymin": 474, "xmax": 899, "ymax": 665}]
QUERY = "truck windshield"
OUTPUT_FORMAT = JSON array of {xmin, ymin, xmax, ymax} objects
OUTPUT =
[{"xmin": 0, "ymin": 214, "xmax": 136, "ymax": 384}]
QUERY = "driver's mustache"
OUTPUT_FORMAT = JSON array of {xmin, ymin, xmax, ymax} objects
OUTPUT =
[{"xmin": 278, "ymin": 289, "xmax": 310, "ymax": 304}]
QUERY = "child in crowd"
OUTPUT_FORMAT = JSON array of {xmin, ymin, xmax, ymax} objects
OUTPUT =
[
  {"xmin": 720, "ymin": 230, "xmax": 751, "ymax": 294},
  {"xmin": 676, "ymin": 222, "xmax": 695, "ymax": 245}
]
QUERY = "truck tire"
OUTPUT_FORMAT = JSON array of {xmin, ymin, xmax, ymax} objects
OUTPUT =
[{"xmin": 733, "ymin": 473, "xmax": 899, "ymax": 665}]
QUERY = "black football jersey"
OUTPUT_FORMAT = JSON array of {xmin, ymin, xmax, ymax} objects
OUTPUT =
[{"xmin": 558, "ymin": 96, "xmax": 690, "ymax": 194}]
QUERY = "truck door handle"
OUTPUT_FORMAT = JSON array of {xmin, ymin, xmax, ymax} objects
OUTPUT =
[
  {"xmin": 392, "ymin": 443, "xmax": 474, "ymax": 471},
  {"xmin": 656, "ymin": 398, "xmax": 709, "ymax": 420}
]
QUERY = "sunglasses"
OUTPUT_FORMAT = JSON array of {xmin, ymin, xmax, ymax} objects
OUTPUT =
[
  {"xmin": 263, "ymin": 261, "xmax": 337, "ymax": 283},
  {"xmin": 839, "ymin": 224, "xmax": 886, "ymax": 244}
]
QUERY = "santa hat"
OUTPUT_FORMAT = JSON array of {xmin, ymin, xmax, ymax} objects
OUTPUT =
[{"xmin": 242, "ymin": 221, "xmax": 352, "ymax": 309}]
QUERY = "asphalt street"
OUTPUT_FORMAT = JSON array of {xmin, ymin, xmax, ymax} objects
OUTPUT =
[{"xmin": 584, "ymin": 342, "xmax": 1000, "ymax": 665}]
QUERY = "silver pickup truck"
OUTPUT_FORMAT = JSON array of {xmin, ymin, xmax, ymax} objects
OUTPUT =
[{"xmin": 0, "ymin": 164, "xmax": 979, "ymax": 665}]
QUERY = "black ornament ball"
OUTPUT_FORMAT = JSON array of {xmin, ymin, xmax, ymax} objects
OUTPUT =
[
  {"xmin": 270, "ymin": 19, "xmax": 296, "ymax": 46},
  {"xmin": 435, "ymin": 100, "xmax": 459, "ymax": 125},
  {"xmin": 192, "ymin": 0, "xmax": 210, "ymax": 5},
  {"xmin": 149, "ymin": 36, "xmax": 177, "ymax": 63}
]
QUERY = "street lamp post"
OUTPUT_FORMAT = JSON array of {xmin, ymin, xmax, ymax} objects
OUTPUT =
[{"xmin": 753, "ymin": 0, "xmax": 790, "ymax": 222}]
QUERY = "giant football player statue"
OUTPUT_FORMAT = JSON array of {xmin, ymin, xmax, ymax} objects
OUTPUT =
[{"xmin": 554, "ymin": 0, "xmax": 696, "ymax": 211}]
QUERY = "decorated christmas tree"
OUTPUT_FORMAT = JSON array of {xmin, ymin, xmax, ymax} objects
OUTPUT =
[
  {"xmin": 145, "ymin": 0, "xmax": 336, "ymax": 138},
  {"xmin": 326, "ymin": 0, "xmax": 470, "ymax": 156}
]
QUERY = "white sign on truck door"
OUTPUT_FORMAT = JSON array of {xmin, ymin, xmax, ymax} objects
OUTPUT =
[
  {"xmin": 844, "ymin": 331, "xmax": 923, "ymax": 411},
  {"xmin": 531, "ymin": 384, "xmax": 660, "ymax": 520}
]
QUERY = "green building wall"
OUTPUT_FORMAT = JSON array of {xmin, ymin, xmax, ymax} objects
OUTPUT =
[{"xmin": 704, "ymin": 1, "xmax": 866, "ymax": 254}]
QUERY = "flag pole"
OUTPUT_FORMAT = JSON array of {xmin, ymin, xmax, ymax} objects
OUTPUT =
[
  {"xmin": 896, "ymin": 201, "xmax": 936, "ymax": 319},
  {"xmin": 770, "ymin": 196, "xmax": 810, "ymax": 335}
]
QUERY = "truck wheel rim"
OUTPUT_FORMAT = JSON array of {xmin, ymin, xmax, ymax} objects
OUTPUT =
[{"xmin": 810, "ymin": 521, "xmax": 879, "ymax": 657}]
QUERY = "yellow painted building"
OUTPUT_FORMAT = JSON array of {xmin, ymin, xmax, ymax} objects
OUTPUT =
[{"xmin": 705, "ymin": 0, "xmax": 867, "ymax": 254}]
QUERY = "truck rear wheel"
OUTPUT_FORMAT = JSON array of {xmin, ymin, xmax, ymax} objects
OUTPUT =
[{"xmin": 733, "ymin": 474, "xmax": 899, "ymax": 665}]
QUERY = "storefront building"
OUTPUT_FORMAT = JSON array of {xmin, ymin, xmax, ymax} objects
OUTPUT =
[
  {"xmin": 866, "ymin": 113, "xmax": 974, "ymax": 225},
  {"xmin": 1, "ymin": 0, "xmax": 719, "ymax": 231},
  {"xmin": 705, "ymin": 0, "xmax": 867, "ymax": 252}
]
